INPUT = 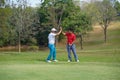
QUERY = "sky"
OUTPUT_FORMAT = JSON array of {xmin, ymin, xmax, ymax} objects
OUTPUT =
[
  {"xmin": 29, "ymin": 0, "xmax": 120, "ymax": 7},
  {"xmin": 12, "ymin": 0, "xmax": 41, "ymax": 7},
  {"xmin": 12, "ymin": 0, "xmax": 120, "ymax": 7},
  {"xmin": 28, "ymin": 0, "xmax": 41, "ymax": 7},
  {"xmin": 80, "ymin": 0, "xmax": 120, "ymax": 2}
]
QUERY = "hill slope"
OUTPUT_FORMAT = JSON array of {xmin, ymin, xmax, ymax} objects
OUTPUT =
[{"xmin": 81, "ymin": 21, "xmax": 120, "ymax": 50}]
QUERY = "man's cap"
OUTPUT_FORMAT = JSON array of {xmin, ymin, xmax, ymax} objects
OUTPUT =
[{"xmin": 51, "ymin": 28, "xmax": 57, "ymax": 31}]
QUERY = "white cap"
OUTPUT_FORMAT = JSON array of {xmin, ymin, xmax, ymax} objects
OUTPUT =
[{"xmin": 51, "ymin": 28, "xmax": 57, "ymax": 31}]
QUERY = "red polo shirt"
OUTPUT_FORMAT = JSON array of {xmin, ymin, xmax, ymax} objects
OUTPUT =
[{"xmin": 65, "ymin": 32, "xmax": 76, "ymax": 44}]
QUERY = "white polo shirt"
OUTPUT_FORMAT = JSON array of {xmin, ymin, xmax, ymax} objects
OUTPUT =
[{"xmin": 48, "ymin": 33, "xmax": 57, "ymax": 44}]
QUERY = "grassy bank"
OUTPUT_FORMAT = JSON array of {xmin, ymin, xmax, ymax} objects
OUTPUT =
[{"xmin": 0, "ymin": 22, "xmax": 120, "ymax": 80}]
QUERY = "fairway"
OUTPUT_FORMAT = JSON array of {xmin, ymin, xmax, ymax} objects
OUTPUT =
[
  {"xmin": 0, "ymin": 22, "xmax": 120, "ymax": 80},
  {"xmin": 0, "ymin": 62, "xmax": 120, "ymax": 80},
  {"xmin": 0, "ymin": 50, "xmax": 120, "ymax": 80}
]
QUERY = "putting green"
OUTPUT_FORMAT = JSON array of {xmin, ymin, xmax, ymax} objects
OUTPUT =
[{"xmin": 0, "ymin": 62, "xmax": 120, "ymax": 80}]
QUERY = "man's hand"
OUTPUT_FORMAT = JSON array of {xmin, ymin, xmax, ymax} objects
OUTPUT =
[
  {"xmin": 69, "ymin": 43, "xmax": 72, "ymax": 46},
  {"xmin": 60, "ymin": 27, "xmax": 62, "ymax": 31}
]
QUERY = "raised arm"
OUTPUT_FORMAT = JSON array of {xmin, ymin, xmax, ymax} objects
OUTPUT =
[
  {"xmin": 56, "ymin": 27, "xmax": 62, "ymax": 36},
  {"xmin": 62, "ymin": 31, "xmax": 66, "ymax": 35},
  {"xmin": 62, "ymin": 28, "xmax": 66, "ymax": 35}
]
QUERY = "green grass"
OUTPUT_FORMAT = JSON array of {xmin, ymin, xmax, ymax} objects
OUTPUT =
[
  {"xmin": 0, "ymin": 49, "xmax": 120, "ymax": 63},
  {"xmin": 0, "ymin": 22, "xmax": 120, "ymax": 80},
  {"xmin": 0, "ymin": 62, "xmax": 120, "ymax": 80},
  {"xmin": 0, "ymin": 50, "xmax": 120, "ymax": 80}
]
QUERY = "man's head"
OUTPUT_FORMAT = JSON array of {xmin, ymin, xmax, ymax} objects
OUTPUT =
[
  {"xmin": 51, "ymin": 28, "xmax": 57, "ymax": 33},
  {"xmin": 68, "ymin": 28, "xmax": 73, "ymax": 33}
]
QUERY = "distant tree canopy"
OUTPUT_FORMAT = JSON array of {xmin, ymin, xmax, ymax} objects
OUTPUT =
[
  {"xmin": 82, "ymin": 0, "xmax": 117, "ymax": 42},
  {"xmin": 2, "ymin": 0, "xmax": 119, "ymax": 48},
  {"xmin": 0, "ymin": 0, "xmax": 93, "ymax": 48},
  {"xmin": 62, "ymin": 6, "xmax": 92, "ymax": 33},
  {"xmin": 36, "ymin": 0, "xmax": 92, "ymax": 46},
  {"xmin": 0, "ymin": 7, "xmax": 12, "ymax": 47},
  {"xmin": 114, "ymin": 0, "xmax": 120, "ymax": 17},
  {"xmin": 0, "ymin": 0, "xmax": 5, "ymax": 7}
]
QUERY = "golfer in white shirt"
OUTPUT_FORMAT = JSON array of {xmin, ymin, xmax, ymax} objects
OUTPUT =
[{"xmin": 46, "ymin": 27, "xmax": 62, "ymax": 62}]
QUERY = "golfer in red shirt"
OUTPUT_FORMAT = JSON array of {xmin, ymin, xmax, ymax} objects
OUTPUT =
[{"xmin": 62, "ymin": 28, "xmax": 79, "ymax": 62}]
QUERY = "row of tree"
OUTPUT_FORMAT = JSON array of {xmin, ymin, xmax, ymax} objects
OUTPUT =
[
  {"xmin": 82, "ymin": 0, "xmax": 120, "ymax": 42},
  {"xmin": 0, "ymin": 0, "xmax": 120, "ymax": 52}
]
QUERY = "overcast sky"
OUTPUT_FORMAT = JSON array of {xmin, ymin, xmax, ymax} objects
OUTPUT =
[
  {"xmin": 80, "ymin": 0, "xmax": 120, "ymax": 2},
  {"xmin": 12, "ymin": 0, "xmax": 120, "ymax": 7},
  {"xmin": 12, "ymin": 0, "xmax": 41, "ymax": 7},
  {"xmin": 28, "ymin": 0, "xmax": 41, "ymax": 7}
]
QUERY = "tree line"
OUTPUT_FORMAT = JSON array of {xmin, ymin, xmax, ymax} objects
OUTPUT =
[{"xmin": 0, "ymin": 0, "xmax": 120, "ymax": 52}]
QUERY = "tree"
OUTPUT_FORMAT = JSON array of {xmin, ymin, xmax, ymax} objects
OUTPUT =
[
  {"xmin": 62, "ymin": 5, "xmax": 92, "ymax": 49},
  {"xmin": 97, "ymin": 0, "xmax": 116, "ymax": 42},
  {"xmin": 0, "ymin": 3, "xmax": 12, "ymax": 47},
  {"xmin": 36, "ymin": 0, "xmax": 69, "ymax": 46},
  {"xmin": 36, "ymin": 0, "xmax": 92, "ymax": 48},
  {"xmin": 10, "ymin": 0, "xmax": 37, "ymax": 52},
  {"xmin": 83, "ymin": 0, "xmax": 117, "ymax": 43},
  {"xmin": 114, "ymin": 0, "xmax": 120, "ymax": 17},
  {"xmin": 0, "ymin": 0, "xmax": 5, "ymax": 8}
]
